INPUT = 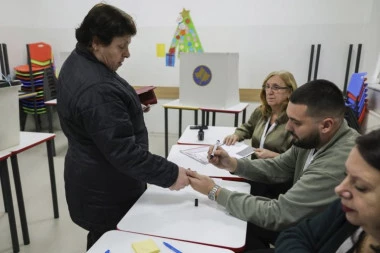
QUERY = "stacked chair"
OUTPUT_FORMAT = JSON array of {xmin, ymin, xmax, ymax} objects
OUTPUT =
[
  {"xmin": 344, "ymin": 72, "xmax": 368, "ymax": 132},
  {"xmin": 14, "ymin": 42, "xmax": 54, "ymax": 131}
]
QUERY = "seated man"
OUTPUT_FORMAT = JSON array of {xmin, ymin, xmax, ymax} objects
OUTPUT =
[{"xmin": 187, "ymin": 79, "xmax": 360, "ymax": 250}]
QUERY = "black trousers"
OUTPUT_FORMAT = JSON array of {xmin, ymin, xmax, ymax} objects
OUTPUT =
[
  {"xmin": 87, "ymin": 229, "xmax": 109, "ymax": 250},
  {"xmin": 244, "ymin": 180, "xmax": 292, "ymax": 251}
]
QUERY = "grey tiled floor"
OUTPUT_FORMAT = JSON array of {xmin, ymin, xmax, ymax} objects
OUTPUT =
[{"xmin": 0, "ymin": 130, "xmax": 177, "ymax": 253}]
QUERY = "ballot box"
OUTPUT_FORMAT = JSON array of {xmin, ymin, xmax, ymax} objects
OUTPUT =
[{"xmin": 179, "ymin": 53, "xmax": 240, "ymax": 109}]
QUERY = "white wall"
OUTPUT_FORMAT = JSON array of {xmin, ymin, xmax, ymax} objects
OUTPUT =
[{"xmin": 1, "ymin": 0, "xmax": 379, "ymax": 133}]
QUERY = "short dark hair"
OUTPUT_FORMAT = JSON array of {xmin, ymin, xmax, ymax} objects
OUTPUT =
[
  {"xmin": 356, "ymin": 129, "xmax": 380, "ymax": 171},
  {"xmin": 75, "ymin": 3, "xmax": 137, "ymax": 47},
  {"xmin": 289, "ymin": 79, "xmax": 345, "ymax": 119}
]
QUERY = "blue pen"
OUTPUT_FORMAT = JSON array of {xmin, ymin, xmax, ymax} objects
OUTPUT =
[
  {"xmin": 163, "ymin": 242, "xmax": 182, "ymax": 253},
  {"xmin": 104, "ymin": 250, "xmax": 110, "ymax": 253}
]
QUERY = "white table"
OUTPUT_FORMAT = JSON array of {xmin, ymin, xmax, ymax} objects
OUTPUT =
[
  {"xmin": 1, "ymin": 131, "xmax": 58, "ymax": 246},
  {"xmin": 0, "ymin": 150, "xmax": 19, "ymax": 252},
  {"xmin": 168, "ymin": 144, "xmax": 241, "ymax": 180},
  {"xmin": 117, "ymin": 180, "xmax": 250, "ymax": 252},
  {"xmin": 177, "ymin": 126, "xmax": 236, "ymax": 145},
  {"xmin": 163, "ymin": 99, "xmax": 248, "ymax": 157},
  {"xmin": 87, "ymin": 230, "xmax": 235, "ymax": 253}
]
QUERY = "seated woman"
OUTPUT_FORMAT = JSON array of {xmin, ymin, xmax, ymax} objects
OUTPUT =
[
  {"xmin": 224, "ymin": 70, "xmax": 297, "ymax": 159},
  {"xmin": 274, "ymin": 129, "xmax": 380, "ymax": 253}
]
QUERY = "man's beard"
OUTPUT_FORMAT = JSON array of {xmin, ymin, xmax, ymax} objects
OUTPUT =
[{"xmin": 290, "ymin": 130, "xmax": 320, "ymax": 149}]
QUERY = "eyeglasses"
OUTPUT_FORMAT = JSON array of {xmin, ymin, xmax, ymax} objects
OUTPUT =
[{"xmin": 264, "ymin": 84, "xmax": 290, "ymax": 92}]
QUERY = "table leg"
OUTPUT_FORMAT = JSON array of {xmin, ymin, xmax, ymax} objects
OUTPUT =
[
  {"xmin": 0, "ymin": 160, "xmax": 20, "ymax": 253},
  {"xmin": 179, "ymin": 109, "xmax": 182, "ymax": 138},
  {"xmin": 10, "ymin": 155, "xmax": 30, "ymax": 245},
  {"xmin": 242, "ymin": 109, "xmax": 247, "ymax": 124},
  {"xmin": 46, "ymin": 106, "xmax": 56, "ymax": 156},
  {"xmin": 46, "ymin": 140, "xmax": 59, "ymax": 218},
  {"xmin": 194, "ymin": 110, "xmax": 198, "ymax": 125},
  {"xmin": 201, "ymin": 111, "xmax": 205, "ymax": 126},
  {"xmin": 212, "ymin": 112, "xmax": 216, "ymax": 126},
  {"xmin": 234, "ymin": 113, "xmax": 239, "ymax": 127},
  {"xmin": 165, "ymin": 108, "xmax": 168, "ymax": 158},
  {"xmin": 1, "ymin": 169, "xmax": 8, "ymax": 212}
]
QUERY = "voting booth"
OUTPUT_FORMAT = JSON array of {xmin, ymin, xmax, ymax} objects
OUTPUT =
[
  {"xmin": 179, "ymin": 53, "xmax": 240, "ymax": 108},
  {"xmin": 0, "ymin": 82, "xmax": 20, "ymax": 150}
]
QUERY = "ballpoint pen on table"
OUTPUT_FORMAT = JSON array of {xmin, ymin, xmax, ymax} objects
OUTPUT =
[
  {"xmin": 163, "ymin": 241, "xmax": 182, "ymax": 253},
  {"xmin": 209, "ymin": 140, "xmax": 220, "ymax": 159}
]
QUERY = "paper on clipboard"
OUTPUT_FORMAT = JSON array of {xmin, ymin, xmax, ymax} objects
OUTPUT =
[{"xmin": 180, "ymin": 142, "xmax": 255, "ymax": 165}]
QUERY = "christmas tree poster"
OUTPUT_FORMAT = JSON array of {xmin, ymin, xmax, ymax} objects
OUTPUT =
[{"xmin": 166, "ymin": 9, "xmax": 204, "ymax": 67}]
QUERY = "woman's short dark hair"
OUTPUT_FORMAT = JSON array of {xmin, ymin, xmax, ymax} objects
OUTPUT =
[
  {"xmin": 75, "ymin": 3, "xmax": 137, "ymax": 47},
  {"xmin": 356, "ymin": 129, "xmax": 380, "ymax": 171}
]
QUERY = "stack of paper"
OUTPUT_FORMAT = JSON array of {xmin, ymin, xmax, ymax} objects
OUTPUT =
[{"xmin": 180, "ymin": 142, "xmax": 255, "ymax": 165}]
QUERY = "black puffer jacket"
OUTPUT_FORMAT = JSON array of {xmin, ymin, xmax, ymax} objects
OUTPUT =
[{"xmin": 57, "ymin": 44, "xmax": 178, "ymax": 232}]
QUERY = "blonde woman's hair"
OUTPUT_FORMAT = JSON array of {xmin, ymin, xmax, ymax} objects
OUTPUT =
[{"xmin": 259, "ymin": 71, "xmax": 298, "ymax": 122}]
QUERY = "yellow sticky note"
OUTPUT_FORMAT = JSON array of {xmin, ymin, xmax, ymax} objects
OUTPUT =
[
  {"xmin": 131, "ymin": 239, "xmax": 160, "ymax": 253},
  {"xmin": 156, "ymin": 44, "xmax": 165, "ymax": 57}
]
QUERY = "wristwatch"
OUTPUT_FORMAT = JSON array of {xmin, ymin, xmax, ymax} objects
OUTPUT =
[{"xmin": 208, "ymin": 184, "xmax": 221, "ymax": 201}]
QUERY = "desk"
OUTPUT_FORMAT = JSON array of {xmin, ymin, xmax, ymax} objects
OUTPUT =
[
  {"xmin": 87, "ymin": 230, "xmax": 234, "ymax": 253},
  {"xmin": 2, "ymin": 132, "xmax": 58, "ymax": 245},
  {"xmin": 163, "ymin": 99, "xmax": 248, "ymax": 157},
  {"xmin": 18, "ymin": 91, "xmax": 38, "ymax": 100},
  {"xmin": 200, "ymin": 102, "xmax": 249, "ymax": 127},
  {"xmin": 0, "ymin": 151, "xmax": 19, "ymax": 253},
  {"xmin": 177, "ymin": 125, "xmax": 236, "ymax": 145},
  {"xmin": 117, "ymin": 180, "xmax": 250, "ymax": 252},
  {"xmin": 168, "ymin": 144, "xmax": 241, "ymax": 180},
  {"xmin": 163, "ymin": 99, "xmax": 199, "ymax": 157}
]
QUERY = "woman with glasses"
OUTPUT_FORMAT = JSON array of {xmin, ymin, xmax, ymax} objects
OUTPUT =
[
  {"xmin": 273, "ymin": 129, "xmax": 380, "ymax": 253},
  {"xmin": 224, "ymin": 71, "xmax": 298, "ymax": 159}
]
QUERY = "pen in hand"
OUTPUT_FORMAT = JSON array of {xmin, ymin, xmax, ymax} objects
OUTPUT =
[
  {"xmin": 163, "ymin": 241, "xmax": 182, "ymax": 253},
  {"xmin": 209, "ymin": 140, "xmax": 220, "ymax": 159}
]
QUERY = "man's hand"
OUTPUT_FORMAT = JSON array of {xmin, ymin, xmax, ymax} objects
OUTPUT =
[
  {"xmin": 186, "ymin": 169, "xmax": 215, "ymax": 195},
  {"xmin": 254, "ymin": 148, "xmax": 279, "ymax": 159},
  {"xmin": 208, "ymin": 146, "xmax": 238, "ymax": 173},
  {"xmin": 169, "ymin": 167, "xmax": 190, "ymax": 191},
  {"xmin": 223, "ymin": 134, "xmax": 239, "ymax": 146}
]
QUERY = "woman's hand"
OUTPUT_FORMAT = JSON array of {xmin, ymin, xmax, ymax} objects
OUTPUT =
[{"xmin": 224, "ymin": 134, "xmax": 239, "ymax": 146}]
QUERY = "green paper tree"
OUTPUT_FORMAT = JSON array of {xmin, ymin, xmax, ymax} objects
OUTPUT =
[{"xmin": 168, "ymin": 9, "xmax": 204, "ymax": 57}]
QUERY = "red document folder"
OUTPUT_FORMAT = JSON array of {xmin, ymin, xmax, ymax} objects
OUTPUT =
[{"xmin": 135, "ymin": 86, "xmax": 157, "ymax": 106}]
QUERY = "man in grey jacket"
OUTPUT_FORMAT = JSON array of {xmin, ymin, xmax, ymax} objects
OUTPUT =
[{"xmin": 187, "ymin": 79, "xmax": 360, "ymax": 250}]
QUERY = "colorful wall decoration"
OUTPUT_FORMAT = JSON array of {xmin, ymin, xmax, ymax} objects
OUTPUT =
[{"xmin": 166, "ymin": 9, "xmax": 204, "ymax": 67}]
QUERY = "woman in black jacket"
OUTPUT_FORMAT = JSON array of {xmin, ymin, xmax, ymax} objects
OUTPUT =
[{"xmin": 57, "ymin": 3, "xmax": 189, "ymax": 249}]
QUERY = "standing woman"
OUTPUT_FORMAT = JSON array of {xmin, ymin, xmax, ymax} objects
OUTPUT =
[
  {"xmin": 57, "ymin": 3, "xmax": 189, "ymax": 249},
  {"xmin": 224, "ymin": 71, "xmax": 297, "ymax": 159}
]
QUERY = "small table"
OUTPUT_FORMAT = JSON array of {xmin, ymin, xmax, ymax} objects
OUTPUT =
[
  {"xmin": 177, "ymin": 125, "xmax": 236, "ymax": 145},
  {"xmin": 168, "ymin": 144, "xmax": 241, "ymax": 180},
  {"xmin": 200, "ymin": 102, "xmax": 249, "ymax": 127},
  {"xmin": 87, "ymin": 230, "xmax": 235, "ymax": 253},
  {"xmin": 163, "ymin": 99, "xmax": 248, "ymax": 157},
  {"xmin": 117, "ymin": 180, "xmax": 250, "ymax": 252},
  {"xmin": 2, "ymin": 132, "xmax": 58, "ymax": 246},
  {"xmin": 0, "ymin": 151, "xmax": 19, "ymax": 253},
  {"xmin": 163, "ymin": 99, "xmax": 200, "ymax": 157}
]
